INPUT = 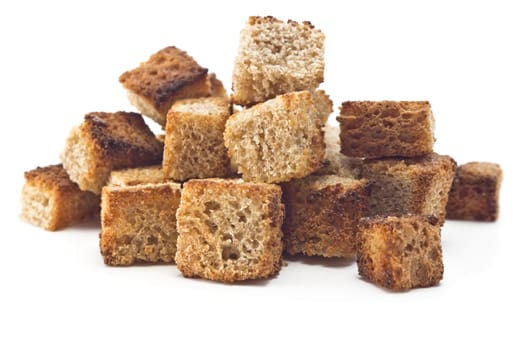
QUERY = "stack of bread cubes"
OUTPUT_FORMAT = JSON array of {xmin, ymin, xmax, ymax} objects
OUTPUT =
[{"xmin": 20, "ymin": 16, "xmax": 503, "ymax": 291}]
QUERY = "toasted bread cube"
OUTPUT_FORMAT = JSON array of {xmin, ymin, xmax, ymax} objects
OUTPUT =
[
  {"xmin": 108, "ymin": 166, "xmax": 165, "ymax": 186},
  {"xmin": 100, "ymin": 182, "xmax": 181, "ymax": 266},
  {"xmin": 175, "ymin": 179, "xmax": 284, "ymax": 283},
  {"xmin": 362, "ymin": 153, "xmax": 456, "ymax": 225},
  {"xmin": 337, "ymin": 101, "xmax": 435, "ymax": 158},
  {"xmin": 446, "ymin": 162, "xmax": 503, "ymax": 221},
  {"xmin": 61, "ymin": 111, "xmax": 163, "ymax": 194},
  {"xmin": 21, "ymin": 164, "xmax": 99, "ymax": 231},
  {"xmin": 163, "ymin": 98, "xmax": 232, "ymax": 181},
  {"xmin": 224, "ymin": 91, "xmax": 325, "ymax": 183},
  {"xmin": 232, "ymin": 16, "xmax": 325, "ymax": 106},
  {"xmin": 119, "ymin": 46, "xmax": 212, "ymax": 126},
  {"xmin": 314, "ymin": 124, "xmax": 363, "ymax": 178},
  {"xmin": 282, "ymin": 175, "xmax": 368, "ymax": 258},
  {"xmin": 357, "ymin": 215, "xmax": 443, "ymax": 291}
]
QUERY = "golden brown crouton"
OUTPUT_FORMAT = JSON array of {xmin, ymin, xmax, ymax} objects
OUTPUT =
[
  {"xmin": 175, "ymin": 178, "xmax": 284, "ymax": 283},
  {"xmin": 119, "ymin": 46, "xmax": 211, "ymax": 126},
  {"xmin": 362, "ymin": 153, "xmax": 456, "ymax": 225},
  {"xmin": 357, "ymin": 215, "xmax": 443, "ymax": 291},
  {"xmin": 100, "ymin": 182, "xmax": 181, "ymax": 266},
  {"xmin": 163, "ymin": 98, "xmax": 232, "ymax": 181},
  {"xmin": 224, "ymin": 91, "xmax": 325, "ymax": 183},
  {"xmin": 232, "ymin": 16, "xmax": 325, "ymax": 106},
  {"xmin": 338, "ymin": 101, "xmax": 435, "ymax": 158},
  {"xmin": 446, "ymin": 162, "xmax": 503, "ymax": 221},
  {"xmin": 282, "ymin": 175, "xmax": 368, "ymax": 258},
  {"xmin": 61, "ymin": 111, "xmax": 163, "ymax": 194},
  {"xmin": 21, "ymin": 164, "xmax": 99, "ymax": 231}
]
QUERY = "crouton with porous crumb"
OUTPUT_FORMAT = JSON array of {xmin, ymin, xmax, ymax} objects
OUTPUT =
[
  {"xmin": 337, "ymin": 101, "xmax": 435, "ymax": 158},
  {"xmin": 21, "ymin": 164, "xmax": 100, "ymax": 231},
  {"xmin": 224, "ymin": 91, "xmax": 325, "ymax": 183},
  {"xmin": 175, "ymin": 178, "xmax": 284, "ymax": 283},
  {"xmin": 362, "ymin": 153, "xmax": 456, "ymax": 225},
  {"xmin": 232, "ymin": 16, "xmax": 325, "ymax": 106},
  {"xmin": 357, "ymin": 215, "xmax": 443, "ymax": 291},
  {"xmin": 446, "ymin": 162, "xmax": 502, "ymax": 221},
  {"xmin": 163, "ymin": 97, "xmax": 232, "ymax": 181},
  {"xmin": 282, "ymin": 175, "xmax": 368, "ymax": 258},
  {"xmin": 61, "ymin": 111, "xmax": 163, "ymax": 194},
  {"xmin": 100, "ymin": 182, "xmax": 181, "ymax": 266},
  {"xmin": 119, "ymin": 46, "xmax": 212, "ymax": 126}
]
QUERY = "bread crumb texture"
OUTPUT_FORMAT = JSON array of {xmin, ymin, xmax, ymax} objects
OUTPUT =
[
  {"xmin": 224, "ymin": 91, "xmax": 325, "ymax": 183},
  {"xmin": 175, "ymin": 179, "xmax": 284, "ymax": 282},
  {"xmin": 61, "ymin": 111, "xmax": 163, "ymax": 194},
  {"xmin": 357, "ymin": 215, "xmax": 443, "ymax": 291},
  {"xmin": 100, "ymin": 183, "xmax": 181, "ymax": 266},
  {"xmin": 232, "ymin": 16, "xmax": 325, "ymax": 106},
  {"xmin": 362, "ymin": 153, "xmax": 456, "ymax": 225},
  {"xmin": 119, "ymin": 46, "xmax": 211, "ymax": 126},
  {"xmin": 282, "ymin": 175, "xmax": 368, "ymax": 257},
  {"xmin": 21, "ymin": 164, "xmax": 100, "ymax": 231},
  {"xmin": 337, "ymin": 101, "xmax": 435, "ymax": 158},
  {"xmin": 163, "ymin": 98, "xmax": 232, "ymax": 181},
  {"xmin": 446, "ymin": 162, "xmax": 502, "ymax": 221}
]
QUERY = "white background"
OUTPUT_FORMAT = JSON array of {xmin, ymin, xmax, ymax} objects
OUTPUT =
[{"xmin": 1, "ymin": 0, "xmax": 523, "ymax": 349}]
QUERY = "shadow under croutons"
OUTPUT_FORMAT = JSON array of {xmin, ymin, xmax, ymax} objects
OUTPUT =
[
  {"xmin": 283, "ymin": 253, "xmax": 356, "ymax": 268},
  {"xmin": 174, "ymin": 273, "xmax": 274, "ymax": 287},
  {"xmin": 71, "ymin": 215, "xmax": 101, "ymax": 231},
  {"xmin": 356, "ymin": 275, "xmax": 444, "ymax": 294}
]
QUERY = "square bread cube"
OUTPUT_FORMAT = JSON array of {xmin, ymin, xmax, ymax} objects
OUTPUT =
[
  {"xmin": 446, "ymin": 162, "xmax": 503, "ymax": 221},
  {"xmin": 100, "ymin": 182, "xmax": 181, "ymax": 266},
  {"xmin": 163, "ymin": 97, "xmax": 232, "ymax": 181},
  {"xmin": 224, "ymin": 91, "xmax": 325, "ymax": 183},
  {"xmin": 21, "ymin": 164, "xmax": 99, "ymax": 231},
  {"xmin": 282, "ymin": 175, "xmax": 368, "ymax": 258},
  {"xmin": 357, "ymin": 215, "xmax": 443, "ymax": 291},
  {"xmin": 314, "ymin": 124, "xmax": 363, "ymax": 178},
  {"xmin": 175, "ymin": 179, "xmax": 284, "ymax": 283},
  {"xmin": 232, "ymin": 16, "xmax": 325, "ymax": 106},
  {"xmin": 362, "ymin": 153, "xmax": 456, "ymax": 225},
  {"xmin": 108, "ymin": 166, "xmax": 165, "ymax": 186},
  {"xmin": 61, "ymin": 111, "xmax": 163, "ymax": 194},
  {"xmin": 119, "ymin": 46, "xmax": 212, "ymax": 126},
  {"xmin": 337, "ymin": 101, "xmax": 435, "ymax": 158}
]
